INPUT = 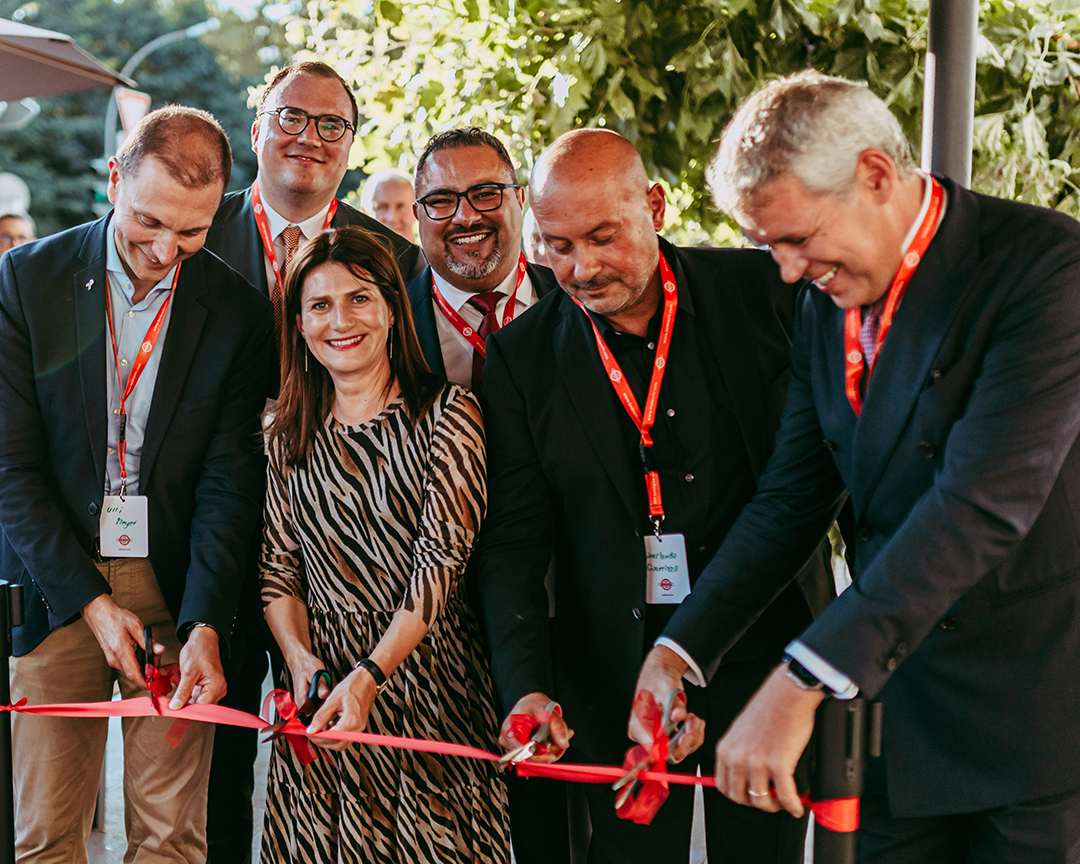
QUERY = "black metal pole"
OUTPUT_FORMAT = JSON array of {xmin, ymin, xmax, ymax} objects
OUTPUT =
[
  {"xmin": 921, "ymin": 0, "xmax": 979, "ymax": 187},
  {"xmin": 0, "ymin": 582, "xmax": 23, "ymax": 864}
]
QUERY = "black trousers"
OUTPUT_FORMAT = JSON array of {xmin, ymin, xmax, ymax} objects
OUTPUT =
[
  {"xmin": 574, "ymin": 653, "xmax": 806, "ymax": 864},
  {"xmin": 858, "ymin": 786, "xmax": 1080, "ymax": 864},
  {"xmin": 205, "ymin": 602, "xmax": 271, "ymax": 864}
]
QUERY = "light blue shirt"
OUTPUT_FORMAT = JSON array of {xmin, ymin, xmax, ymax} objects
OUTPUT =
[{"xmin": 103, "ymin": 226, "xmax": 177, "ymax": 497}]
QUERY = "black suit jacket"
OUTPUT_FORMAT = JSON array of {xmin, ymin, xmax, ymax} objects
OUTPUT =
[
  {"xmin": 474, "ymin": 238, "xmax": 832, "ymax": 764},
  {"xmin": 205, "ymin": 187, "xmax": 426, "ymax": 295},
  {"xmin": 405, "ymin": 262, "xmax": 559, "ymax": 377},
  {"xmin": 665, "ymin": 178, "xmax": 1080, "ymax": 816},
  {"xmin": 0, "ymin": 214, "xmax": 272, "ymax": 657}
]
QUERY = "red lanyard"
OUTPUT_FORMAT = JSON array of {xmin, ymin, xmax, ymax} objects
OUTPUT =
[
  {"xmin": 251, "ymin": 179, "xmax": 338, "ymax": 296},
  {"xmin": 572, "ymin": 252, "xmax": 677, "ymax": 535},
  {"xmin": 430, "ymin": 252, "xmax": 527, "ymax": 357},
  {"xmin": 844, "ymin": 177, "xmax": 945, "ymax": 416},
  {"xmin": 104, "ymin": 264, "xmax": 181, "ymax": 496}
]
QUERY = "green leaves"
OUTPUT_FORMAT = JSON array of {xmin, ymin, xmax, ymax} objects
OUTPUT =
[{"xmin": 284, "ymin": 0, "xmax": 1080, "ymax": 243}]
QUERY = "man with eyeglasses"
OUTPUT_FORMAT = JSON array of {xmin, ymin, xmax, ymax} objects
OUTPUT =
[
  {"xmin": 202, "ymin": 61, "xmax": 423, "ymax": 864},
  {"xmin": 0, "ymin": 212, "xmax": 35, "ymax": 255},
  {"xmin": 473, "ymin": 128, "xmax": 834, "ymax": 864},
  {"xmin": 405, "ymin": 127, "xmax": 557, "ymax": 394}
]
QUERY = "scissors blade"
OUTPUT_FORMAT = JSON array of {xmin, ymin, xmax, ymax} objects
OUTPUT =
[
  {"xmin": 612, "ymin": 757, "xmax": 649, "ymax": 792},
  {"xmin": 499, "ymin": 740, "xmax": 537, "ymax": 764}
]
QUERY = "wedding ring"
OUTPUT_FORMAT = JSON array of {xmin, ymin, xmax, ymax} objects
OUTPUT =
[{"xmin": 748, "ymin": 788, "xmax": 769, "ymax": 798}]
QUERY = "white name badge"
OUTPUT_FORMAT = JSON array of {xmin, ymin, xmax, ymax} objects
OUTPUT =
[
  {"xmin": 99, "ymin": 495, "xmax": 149, "ymax": 557},
  {"xmin": 645, "ymin": 532, "xmax": 691, "ymax": 604}
]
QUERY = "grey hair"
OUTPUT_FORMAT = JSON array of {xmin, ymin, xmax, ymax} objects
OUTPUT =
[
  {"xmin": 360, "ymin": 168, "xmax": 414, "ymax": 214},
  {"xmin": 707, "ymin": 71, "xmax": 916, "ymax": 214}
]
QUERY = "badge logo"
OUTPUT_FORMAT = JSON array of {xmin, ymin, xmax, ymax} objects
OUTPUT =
[
  {"xmin": 118, "ymin": 534, "xmax": 131, "ymax": 547},
  {"xmin": 610, "ymin": 370, "xmax": 623, "ymax": 383},
  {"xmin": 660, "ymin": 578, "xmax": 673, "ymax": 592}
]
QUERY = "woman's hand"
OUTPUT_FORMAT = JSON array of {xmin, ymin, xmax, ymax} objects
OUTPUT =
[
  {"xmin": 287, "ymin": 651, "xmax": 331, "ymax": 710},
  {"xmin": 306, "ymin": 666, "xmax": 378, "ymax": 751}
]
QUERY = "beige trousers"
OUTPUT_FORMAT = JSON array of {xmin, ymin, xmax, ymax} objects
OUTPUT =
[{"xmin": 10, "ymin": 558, "xmax": 215, "ymax": 864}]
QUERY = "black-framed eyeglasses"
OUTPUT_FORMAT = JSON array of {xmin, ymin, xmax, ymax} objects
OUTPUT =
[
  {"xmin": 416, "ymin": 183, "xmax": 519, "ymax": 220},
  {"xmin": 259, "ymin": 106, "xmax": 355, "ymax": 142}
]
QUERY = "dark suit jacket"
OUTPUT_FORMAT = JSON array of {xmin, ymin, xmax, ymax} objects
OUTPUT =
[
  {"xmin": 665, "ymin": 177, "xmax": 1080, "ymax": 817},
  {"xmin": 405, "ymin": 262, "xmax": 559, "ymax": 376},
  {"xmin": 0, "ymin": 214, "xmax": 272, "ymax": 657},
  {"xmin": 204, "ymin": 187, "xmax": 425, "ymax": 295},
  {"xmin": 474, "ymin": 238, "xmax": 832, "ymax": 764}
]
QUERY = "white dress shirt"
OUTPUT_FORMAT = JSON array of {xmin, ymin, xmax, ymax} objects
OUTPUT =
[{"xmin": 431, "ymin": 265, "xmax": 537, "ymax": 389}]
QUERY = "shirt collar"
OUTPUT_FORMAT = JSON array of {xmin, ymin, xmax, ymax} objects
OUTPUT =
[
  {"xmin": 900, "ymin": 170, "xmax": 949, "ymax": 253},
  {"xmin": 432, "ymin": 260, "xmax": 534, "ymax": 312},
  {"xmin": 105, "ymin": 219, "xmax": 178, "ymax": 305},
  {"xmin": 259, "ymin": 193, "xmax": 334, "ymax": 242}
]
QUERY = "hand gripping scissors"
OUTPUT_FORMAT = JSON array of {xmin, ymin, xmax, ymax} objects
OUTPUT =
[
  {"xmin": 500, "ymin": 701, "xmax": 559, "ymax": 764},
  {"xmin": 612, "ymin": 689, "xmax": 687, "ymax": 809},
  {"xmin": 262, "ymin": 669, "xmax": 333, "ymax": 743}
]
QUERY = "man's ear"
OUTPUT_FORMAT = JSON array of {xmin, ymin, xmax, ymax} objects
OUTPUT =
[
  {"xmin": 646, "ymin": 183, "xmax": 667, "ymax": 232},
  {"xmin": 854, "ymin": 149, "xmax": 900, "ymax": 202}
]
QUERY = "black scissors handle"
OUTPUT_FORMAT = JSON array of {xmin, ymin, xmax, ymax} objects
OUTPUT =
[
  {"xmin": 134, "ymin": 624, "xmax": 157, "ymax": 669},
  {"xmin": 297, "ymin": 669, "xmax": 333, "ymax": 723}
]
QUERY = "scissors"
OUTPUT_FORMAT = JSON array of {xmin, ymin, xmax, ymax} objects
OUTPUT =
[
  {"xmin": 500, "ymin": 701, "xmax": 559, "ymax": 764},
  {"xmin": 612, "ymin": 689, "xmax": 686, "ymax": 808},
  {"xmin": 262, "ymin": 669, "xmax": 333, "ymax": 743},
  {"xmin": 134, "ymin": 625, "xmax": 157, "ymax": 671}
]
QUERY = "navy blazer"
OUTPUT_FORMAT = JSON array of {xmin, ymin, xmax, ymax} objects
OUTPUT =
[
  {"xmin": 664, "ymin": 177, "xmax": 1080, "ymax": 816},
  {"xmin": 405, "ymin": 261, "xmax": 559, "ymax": 377},
  {"xmin": 474, "ymin": 238, "xmax": 833, "ymax": 764},
  {"xmin": 0, "ymin": 214, "xmax": 272, "ymax": 657},
  {"xmin": 205, "ymin": 187, "xmax": 425, "ymax": 295}
]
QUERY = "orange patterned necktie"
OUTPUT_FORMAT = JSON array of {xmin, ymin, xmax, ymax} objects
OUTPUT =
[{"xmin": 273, "ymin": 225, "xmax": 302, "ymax": 343}]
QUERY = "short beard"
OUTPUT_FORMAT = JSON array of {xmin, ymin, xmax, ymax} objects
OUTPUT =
[{"xmin": 444, "ymin": 241, "xmax": 505, "ymax": 281}]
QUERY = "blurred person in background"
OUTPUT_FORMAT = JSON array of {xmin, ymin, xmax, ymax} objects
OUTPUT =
[
  {"xmin": 361, "ymin": 167, "xmax": 418, "ymax": 241},
  {"xmin": 0, "ymin": 211, "xmax": 35, "ymax": 254}
]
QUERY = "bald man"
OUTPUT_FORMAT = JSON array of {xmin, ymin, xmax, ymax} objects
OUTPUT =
[{"xmin": 473, "ymin": 129, "xmax": 834, "ymax": 863}]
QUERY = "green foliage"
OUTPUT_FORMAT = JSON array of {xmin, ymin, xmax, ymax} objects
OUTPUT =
[
  {"xmin": 0, "ymin": 0, "xmax": 289, "ymax": 236},
  {"xmin": 283, "ymin": 0, "xmax": 1080, "ymax": 244}
]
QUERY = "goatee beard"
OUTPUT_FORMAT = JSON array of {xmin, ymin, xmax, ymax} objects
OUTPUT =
[{"xmin": 445, "ymin": 239, "xmax": 505, "ymax": 281}]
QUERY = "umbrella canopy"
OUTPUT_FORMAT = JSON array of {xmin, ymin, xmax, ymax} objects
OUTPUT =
[{"xmin": 0, "ymin": 18, "xmax": 132, "ymax": 101}]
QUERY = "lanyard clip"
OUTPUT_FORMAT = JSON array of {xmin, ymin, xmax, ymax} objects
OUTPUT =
[
  {"xmin": 651, "ymin": 516, "xmax": 663, "ymax": 539},
  {"xmin": 117, "ymin": 411, "xmax": 127, "ymax": 445},
  {"xmin": 639, "ymin": 440, "xmax": 652, "ymax": 474}
]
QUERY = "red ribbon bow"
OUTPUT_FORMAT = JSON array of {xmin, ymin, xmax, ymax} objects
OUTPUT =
[
  {"xmin": 144, "ymin": 663, "xmax": 192, "ymax": 747},
  {"xmin": 616, "ymin": 691, "xmax": 672, "ymax": 825},
  {"xmin": 262, "ymin": 689, "xmax": 324, "ymax": 767}
]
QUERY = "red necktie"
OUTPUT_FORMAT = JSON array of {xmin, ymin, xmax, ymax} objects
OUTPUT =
[{"xmin": 467, "ymin": 290, "xmax": 504, "ymax": 394}]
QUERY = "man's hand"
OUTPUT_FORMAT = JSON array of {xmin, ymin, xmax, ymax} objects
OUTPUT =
[
  {"xmin": 714, "ymin": 665, "xmax": 824, "ymax": 817},
  {"xmin": 499, "ymin": 692, "xmax": 573, "ymax": 762},
  {"xmin": 82, "ymin": 594, "xmax": 148, "ymax": 687},
  {"xmin": 630, "ymin": 645, "xmax": 704, "ymax": 763},
  {"xmin": 169, "ymin": 625, "xmax": 225, "ymax": 710}
]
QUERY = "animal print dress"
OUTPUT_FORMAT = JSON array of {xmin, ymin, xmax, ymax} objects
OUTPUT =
[{"xmin": 259, "ymin": 385, "xmax": 510, "ymax": 863}]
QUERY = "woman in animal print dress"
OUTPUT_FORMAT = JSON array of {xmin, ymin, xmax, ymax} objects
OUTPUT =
[{"xmin": 259, "ymin": 226, "xmax": 510, "ymax": 863}]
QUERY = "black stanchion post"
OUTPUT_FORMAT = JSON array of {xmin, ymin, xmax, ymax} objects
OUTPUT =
[
  {"xmin": 810, "ymin": 696, "xmax": 883, "ymax": 864},
  {"xmin": 0, "ymin": 581, "xmax": 24, "ymax": 864}
]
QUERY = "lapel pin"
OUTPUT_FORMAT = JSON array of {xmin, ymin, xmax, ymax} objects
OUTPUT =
[{"xmin": 85, "ymin": 278, "xmax": 94, "ymax": 291}]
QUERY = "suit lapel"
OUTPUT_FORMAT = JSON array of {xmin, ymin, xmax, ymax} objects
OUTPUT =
[
  {"xmin": 849, "ymin": 180, "xmax": 980, "ymax": 507},
  {"xmin": 238, "ymin": 191, "xmax": 270, "ymax": 296},
  {"xmin": 408, "ymin": 267, "xmax": 446, "ymax": 376},
  {"xmin": 74, "ymin": 219, "xmax": 110, "ymax": 489},
  {"xmin": 667, "ymin": 243, "xmax": 772, "ymax": 477},
  {"xmin": 140, "ymin": 253, "xmax": 209, "ymax": 485},
  {"xmin": 554, "ymin": 299, "xmax": 642, "ymax": 522}
]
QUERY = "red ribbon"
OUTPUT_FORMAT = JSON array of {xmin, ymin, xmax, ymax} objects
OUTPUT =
[
  {"xmin": 143, "ymin": 663, "xmax": 190, "ymax": 747},
  {"xmin": 0, "ymin": 696, "xmax": 859, "ymax": 831},
  {"xmin": 613, "ymin": 691, "xmax": 672, "ymax": 825},
  {"xmin": 261, "ymin": 689, "xmax": 325, "ymax": 767}
]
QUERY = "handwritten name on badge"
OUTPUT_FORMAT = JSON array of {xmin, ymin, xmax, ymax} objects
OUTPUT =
[
  {"xmin": 99, "ymin": 495, "xmax": 149, "ymax": 557},
  {"xmin": 644, "ymin": 533, "xmax": 691, "ymax": 604}
]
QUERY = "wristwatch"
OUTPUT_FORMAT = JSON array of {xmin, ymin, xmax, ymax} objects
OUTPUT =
[
  {"xmin": 783, "ymin": 654, "xmax": 829, "ymax": 694},
  {"xmin": 356, "ymin": 657, "xmax": 390, "ymax": 695}
]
